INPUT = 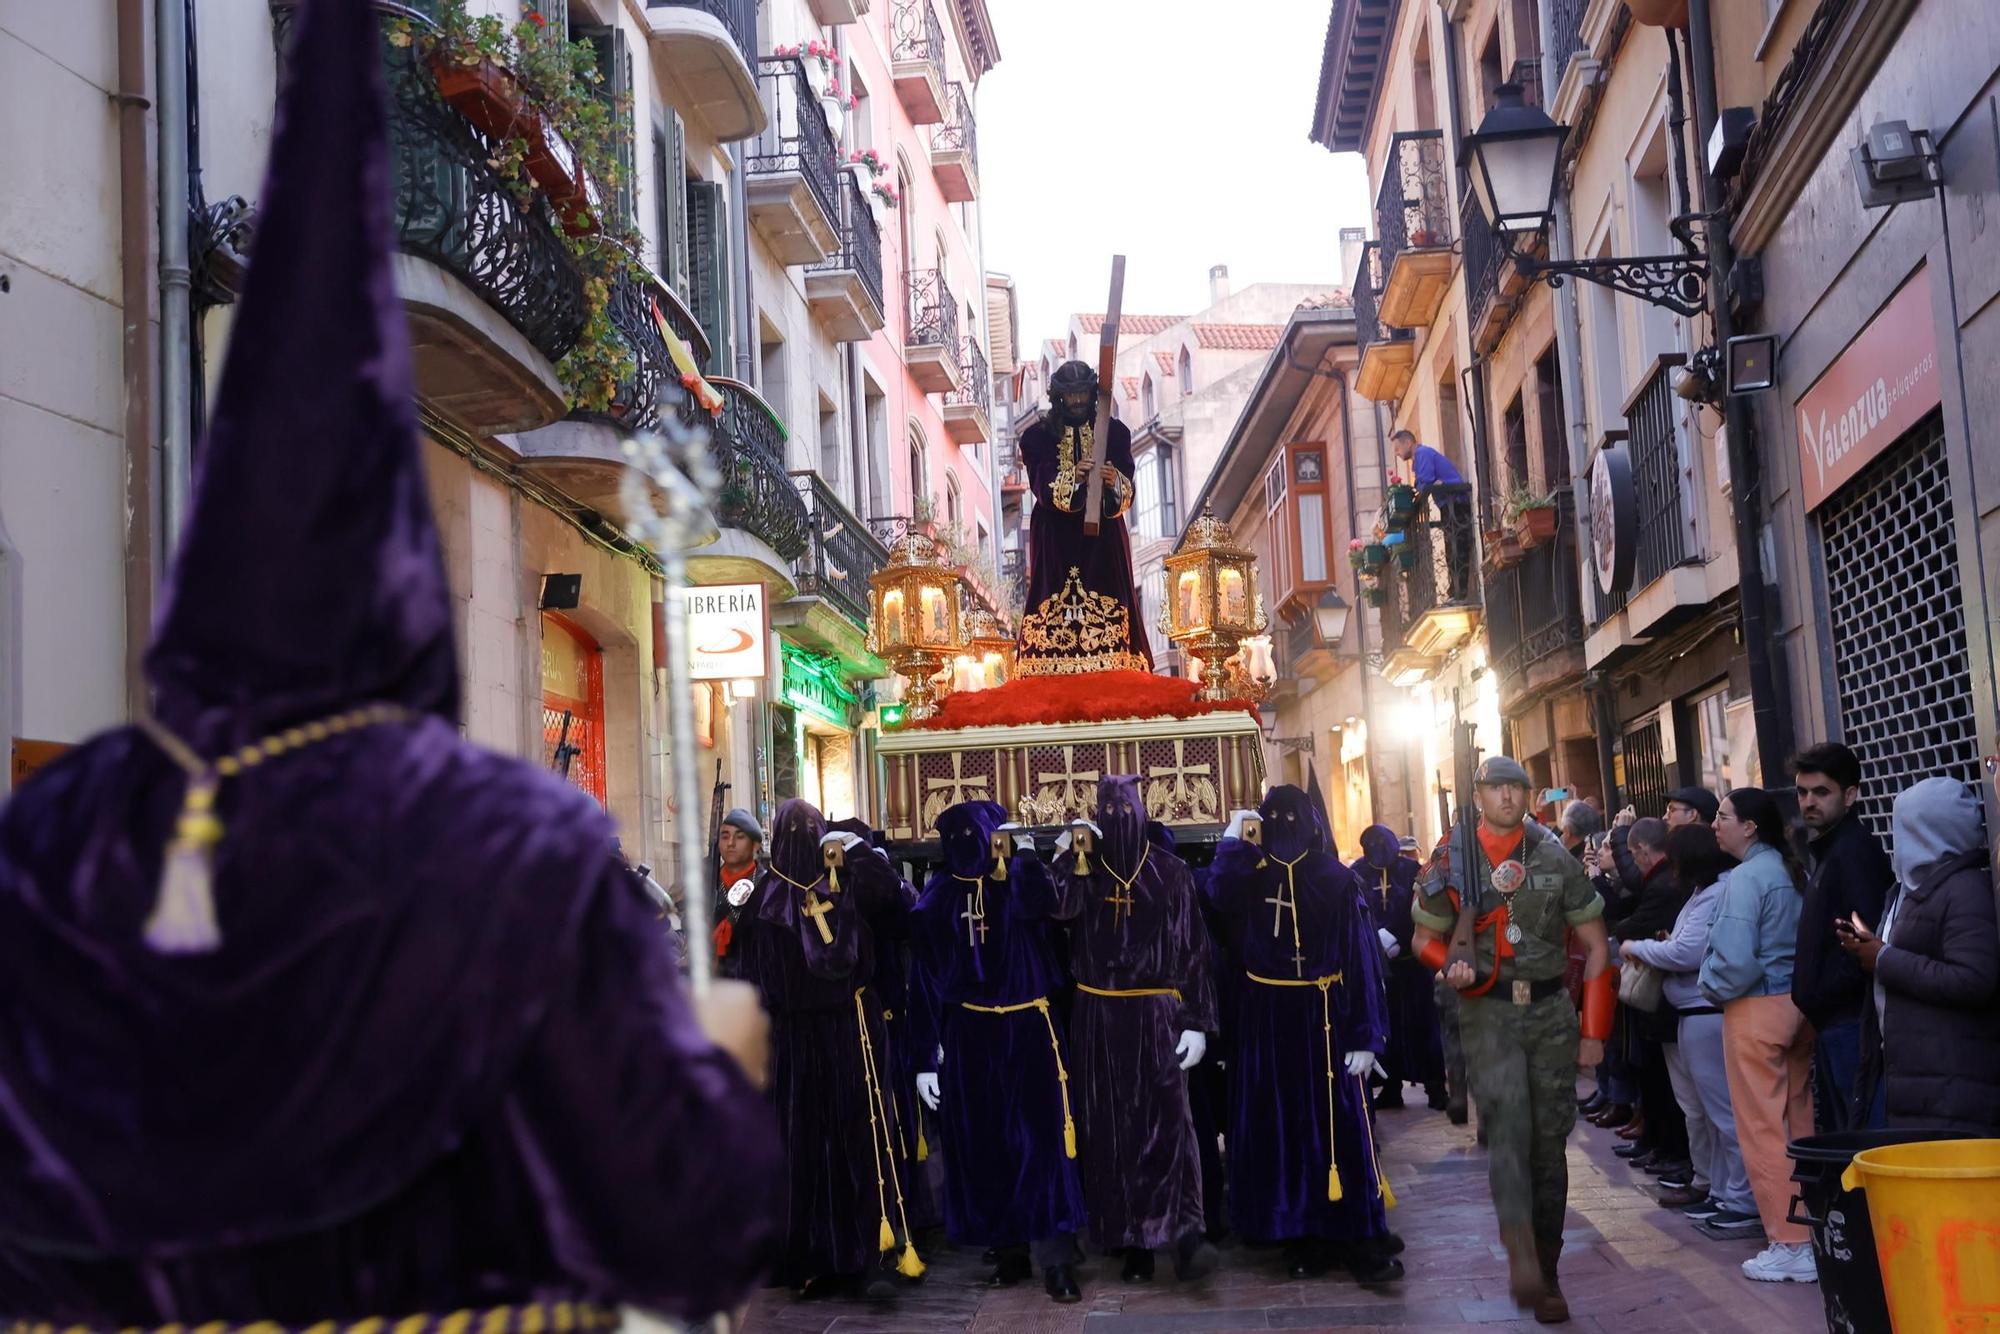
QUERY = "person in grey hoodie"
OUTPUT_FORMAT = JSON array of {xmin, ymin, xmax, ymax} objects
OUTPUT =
[
  {"xmin": 1623, "ymin": 825, "xmax": 1758, "ymax": 1232},
  {"xmin": 1839, "ymin": 776, "xmax": 1999, "ymax": 1133}
]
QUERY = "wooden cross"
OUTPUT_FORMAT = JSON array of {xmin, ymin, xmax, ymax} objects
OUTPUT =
[
  {"xmin": 802, "ymin": 891, "xmax": 835, "ymax": 945},
  {"xmin": 1035, "ymin": 749, "xmax": 1100, "ymax": 821}
]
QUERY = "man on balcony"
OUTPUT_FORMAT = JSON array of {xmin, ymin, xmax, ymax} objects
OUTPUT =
[
  {"xmin": 1014, "ymin": 362, "xmax": 1152, "ymax": 677},
  {"xmin": 1391, "ymin": 430, "xmax": 1473, "ymax": 603},
  {"xmin": 1392, "ymin": 428, "xmax": 1466, "ymax": 492}
]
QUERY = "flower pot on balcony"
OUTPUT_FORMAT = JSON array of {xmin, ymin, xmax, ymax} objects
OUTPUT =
[
  {"xmin": 1364, "ymin": 586, "xmax": 1386, "ymax": 608},
  {"xmin": 1512, "ymin": 502, "xmax": 1558, "ymax": 549},
  {"xmin": 1484, "ymin": 529, "xmax": 1524, "ymax": 571},
  {"xmin": 523, "ymin": 119, "xmax": 582, "ymax": 206},
  {"xmin": 1361, "ymin": 542, "xmax": 1390, "ymax": 572},
  {"xmin": 430, "ymin": 56, "xmax": 530, "ymax": 139},
  {"xmin": 1386, "ymin": 483, "xmax": 1418, "ymax": 528},
  {"xmin": 555, "ymin": 169, "xmax": 603, "ymax": 237},
  {"xmin": 1395, "ymin": 544, "xmax": 1419, "ymax": 571}
]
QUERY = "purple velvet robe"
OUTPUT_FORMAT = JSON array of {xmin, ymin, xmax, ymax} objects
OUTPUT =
[
  {"xmin": 1018, "ymin": 416, "xmax": 1152, "ymax": 667},
  {"xmin": 0, "ymin": 2, "xmax": 780, "ymax": 1322},
  {"xmin": 1046, "ymin": 777, "xmax": 1215, "ymax": 1250},
  {"xmin": 734, "ymin": 801, "xmax": 919, "ymax": 1285},
  {"xmin": 1207, "ymin": 789, "xmax": 1393, "ymax": 1245},
  {"xmin": 1352, "ymin": 826, "xmax": 1446, "ymax": 1091},
  {"xmin": 908, "ymin": 802, "xmax": 1086, "ymax": 1248}
]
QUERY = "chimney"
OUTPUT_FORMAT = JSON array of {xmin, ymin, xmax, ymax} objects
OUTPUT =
[
  {"xmin": 1338, "ymin": 228, "xmax": 1367, "ymax": 294},
  {"xmin": 1208, "ymin": 263, "xmax": 1231, "ymax": 306}
]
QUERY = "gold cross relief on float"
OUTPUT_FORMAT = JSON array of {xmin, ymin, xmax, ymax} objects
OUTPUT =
[
  {"xmin": 1034, "ymin": 748, "xmax": 1101, "ymax": 822},
  {"xmin": 921, "ymin": 751, "xmax": 994, "ymax": 829},
  {"xmin": 1147, "ymin": 738, "xmax": 1216, "ymax": 821}
]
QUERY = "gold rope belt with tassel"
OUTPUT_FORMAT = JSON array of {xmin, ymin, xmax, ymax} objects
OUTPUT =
[
  {"xmin": 1072, "ymin": 983, "xmax": 1182, "ymax": 1001},
  {"xmin": 959, "ymin": 996, "xmax": 1077, "ymax": 1158},
  {"xmin": 136, "ymin": 704, "xmax": 414, "ymax": 954},
  {"xmin": 1240, "ymin": 969, "xmax": 1397, "ymax": 1208},
  {"xmin": 4, "ymin": 1300, "xmax": 620, "ymax": 1334},
  {"xmin": 852, "ymin": 988, "xmax": 925, "ymax": 1278}
]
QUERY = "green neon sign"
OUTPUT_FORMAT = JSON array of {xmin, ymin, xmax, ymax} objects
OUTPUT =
[{"xmin": 781, "ymin": 643, "xmax": 858, "ymax": 727}]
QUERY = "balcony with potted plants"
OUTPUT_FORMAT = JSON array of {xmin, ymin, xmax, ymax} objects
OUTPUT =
[
  {"xmin": 746, "ymin": 56, "xmax": 841, "ymax": 265},
  {"xmin": 1376, "ymin": 483, "xmax": 1482, "ymax": 688},
  {"xmin": 779, "ymin": 470, "xmax": 893, "ymax": 677},
  {"xmin": 929, "ymin": 83, "xmax": 980, "ymax": 202},
  {"xmin": 904, "ymin": 269, "xmax": 962, "ymax": 394},
  {"xmin": 890, "ymin": 0, "xmax": 949, "ymax": 124},
  {"xmin": 941, "ymin": 337, "xmax": 990, "ymax": 444},
  {"xmin": 1353, "ymin": 240, "xmax": 1416, "ymax": 403},
  {"xmin": 688, "ymin": 377, "xmax": 814, "ymax": 595},
  {"xmin": 1487, "ymin": 490, "xmax": 1586, "ymax": 704},
  {"xmin": 806, "ymin": 170, "xmax": 887, "ymax": 340},
  {"xmin": 642, "ymin": 0, "xmax": 765, "ymax": 141},
  {"xmin": 1373, "ymin": 129, "xmax": 1454, "ymax": 328}
]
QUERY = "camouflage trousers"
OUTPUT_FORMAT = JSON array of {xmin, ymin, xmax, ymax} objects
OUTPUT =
[
  {"xmin": 1435, "ymin": 976, "xmax": 1468, "ymax": 1114},
  {"xmin": 1458, "ymin": 990, "xmax": 1581, "ymax": 1249}
]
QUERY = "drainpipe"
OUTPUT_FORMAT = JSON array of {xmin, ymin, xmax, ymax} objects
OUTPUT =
[
  {"xmin": 1328, "ymin": 366, "xmax": 1382, "ymax": 828},
  {"xmin": 116, "ymin": 0, "xmax": 156, "ymax": 718},
  {"xmin": 1686, "ymin": 0, "xmax": 1794, "ymax": 780},
  {"xmin": 1372, "ymin": 399, "xmax": 1420, "ymax": 828},
  {"xmin": 157, "ymin": 0, "xmax": 193, "ymax": 552},
  {"xmin": 729, "ymin": 149, "xmax": 756, "ymax": 385}
]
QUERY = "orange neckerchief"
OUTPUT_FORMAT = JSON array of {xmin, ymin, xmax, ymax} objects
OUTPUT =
[{"xmin": 1476, "ymin": 823, "xmax": 1525, "ymax": 871}]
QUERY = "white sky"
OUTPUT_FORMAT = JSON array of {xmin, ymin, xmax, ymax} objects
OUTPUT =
[{"xmin": 977, "ymin": 0, "xmax": 1374, "ymax": 346}]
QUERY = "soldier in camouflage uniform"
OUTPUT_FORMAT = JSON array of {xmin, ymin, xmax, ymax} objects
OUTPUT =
[{"xmin": 1411, "ymin": 757, "xmax": 1612, "ymax": 1325}]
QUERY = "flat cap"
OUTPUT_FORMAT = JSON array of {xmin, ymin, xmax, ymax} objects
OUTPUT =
[
  {"xmin": 1474, "ymin": 755, "xmax": 1532, "ymax": 788},
  {"xmin": 1667, "ymin": 786, "xmax": 1720, "ymax": 822}
]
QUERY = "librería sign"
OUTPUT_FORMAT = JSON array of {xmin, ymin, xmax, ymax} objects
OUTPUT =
[{"xmin": 686, "ymin": 582, "xmax": 769, "ymax": 681}]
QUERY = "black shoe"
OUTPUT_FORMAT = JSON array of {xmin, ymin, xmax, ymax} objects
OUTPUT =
[
  {"xmin": 1284, "ymin": 1240, "xmax": 1327, "ymax": 1280},
  {"xmin": 1613, "ymin": 1142, "xmax": 1646, "ymax": 1160},
  {"xmin": 1594, "ymin": 1103, "xmax": 1635, "ymax": 1129},
  {"xmin": 1043, "ymin": 1264, "xmax": 1082, "ymax": 1303},
  {"xmin": 1379, "ymin": 1231, "xmax": 1407, "ymax": 1256},
  {"xmin": 986, "ymin": 1249, "xmax": 1031, "ymax": 1286},
  {"xmin": 1373, "ymin": 1088, "xmax": 1406, "ymax": 1110},
  {"xmin": 1121, "ymin": 1247, "xmax": 1155, "ymax": 1283},
  {"xmin": 979, "ymin": 1247, "xmax": 999, "ymax": 1264},
  {"xmin": 1447, "ymin": 1099, "xmax": 1469, "ymax": 1126},
  {"xmin": 1173, "ymin": 1232, "xmax": 1220, "ymax": 1282},
  {"xmin": 1349, "ymin": 1252, "xmax": 1405, "ymax": 1285},
  {"xmin": 1476, "ymin": 1121, "xmax": 1489, "ymax": 1147},
  {"xmin": 1427, "ymin": 1083, "xmax": 1450, "ymax": 1110},
  {"xmin": 1578, "ymin": 1090, "xmax": 1606, "ymax": 1114},
  {"xmin": 1646, "ymin": 1157, "xmax": 1692, "ymax": 1179}
]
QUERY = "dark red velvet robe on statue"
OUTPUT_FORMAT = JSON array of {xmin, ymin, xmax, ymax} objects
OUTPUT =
[
  {"xmin": 908, "ymin": 802, "xmax": 1086, "ymax": 1248},
  {"xmin": 734, "ymin": 801, "xmax": 919, "ymax": 1286},
  {"xmin": 1046, "ymin": 777, "xmax": 1215, "ymax": 1250},
  {"xmin": 1018, "ymin": 416, "xmax": 1152, "ymax": 669},
  {"xmin": 1207, "ymin": 789, "xmax": 1394, "ymax": 1245},
  {"xmin": 0, "ymin": 3, "xmax": 779, "ymax": 1322}
]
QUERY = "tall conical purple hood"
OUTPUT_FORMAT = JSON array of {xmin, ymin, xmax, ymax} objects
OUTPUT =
[{"xmin": 145, "ymin": 0, "xmax": 457, "ymax": 747}]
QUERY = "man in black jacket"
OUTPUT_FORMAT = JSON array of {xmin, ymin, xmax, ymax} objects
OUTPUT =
[{"xmin": 1790, "ymin": 743, "xmax": 1893, "ymax": 1130}]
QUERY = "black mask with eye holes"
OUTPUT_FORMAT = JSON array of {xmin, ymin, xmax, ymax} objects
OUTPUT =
[
  {"xmin": 1048, "ymin": 360, "xmax": 1100, "ymax": 428},
  {"xmin": 1092, "ymin": 774, "xmax": 1149, "ymax": 874},
  {"xmin": 1258, "ymin": 785, "xmax": 1324, "ymax": 862},
  {"xmin": 936, "ymin": 799, "xmax": 1008, "ymax": 880}
]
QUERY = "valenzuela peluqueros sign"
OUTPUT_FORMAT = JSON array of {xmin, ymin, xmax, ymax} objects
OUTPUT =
[{"xmin": 1795, "ymin": 268, "xmax": 1941, "ymax": 512}]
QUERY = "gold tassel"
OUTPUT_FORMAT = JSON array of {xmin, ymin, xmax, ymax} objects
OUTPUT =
[
  {"xmin": 827, "ymin": 862, "xmax": 841, "ymax": 895},
  {"xmin": 1063, "ymin": 1115, "xmax": 1077, "ymax": 1159},
  {"xmin": 1328, "ymin": 1164, "xmax": 1344, "ymax": 1203},
  {"xmin": 146, "ymin": 776, "xmax": 225, "ymax": 954},
  {"xmin": 1074, "ymin": 846, "xmax": 1091, "ymax": 877},
  {"xmin": 993, "ymin": 854, "xmax": 1007, "ymax": 881},
  {"xmin": 878, "ymin": 1216, "xmax": 895, "ymax": 1252},
  {"xmin": 897, "ymin": 1243, "xmax": 927, "ymax": 1279},
  {"xmin": 1379, "ymin": 1171, "xmax": 1397, "ymax": 1210},
  {"xmin": 916, "ymin": 1128, "xmax": 929, "ymax": 1162}
]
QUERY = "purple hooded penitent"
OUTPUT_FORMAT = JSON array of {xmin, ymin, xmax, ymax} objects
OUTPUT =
[
  {"xmin": 0, "ymin": 0, "xmax": 777, "ymax": 1323},
  {"xmin": 1206, "ymin": 787, "xmax": 1394, "ymax": 1245},
  {"xmin": 1353, "ymin": 823, "xmax": 1446, "ymax": 1095}
]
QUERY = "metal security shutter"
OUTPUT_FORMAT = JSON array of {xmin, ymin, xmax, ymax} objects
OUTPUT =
[
  {"xmin": 1819, "ymin": 411, "xmax": 1979, "ymax": 844},
  {"xmin": 1622, "ymin": 717, "xmax": 1669, "ymax": 819},
  {"xmin": 687, "ymin": 179, "xmax": 731, "ymax": 376}
]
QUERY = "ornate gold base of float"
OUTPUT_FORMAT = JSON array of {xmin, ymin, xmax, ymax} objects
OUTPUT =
[{"xmin": 876, "ymin": 705, "xmax": 1266, "ymax": 843}]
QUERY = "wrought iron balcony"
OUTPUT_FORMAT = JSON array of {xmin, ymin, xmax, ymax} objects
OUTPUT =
[
  {"xmin": 1487, "ymin": 491, "xmax": 1586, "ymax": 690},
  {"xmin": 711, "ymin": 377, "xmax": 811, "ymax": 561},
  {"xmin": 890, "ymin": 0, "xmax": 949, "ymax": 122},
  {"xmin": 904, "ymin": 268, "xmax": 961, "ymax": 394},
  {"xmin": 1353, "ymin": 241, "xmax": 1415, "ymax": 403},
  {"xmin": 930, "ymin": 82, "xmax": 979, "ymax": 202},
  {"xmin": 1548, "ymin": 0, "xmax": 1589, "ymax": 66},
  {"xmin": 643, "ymin": 0, "xmax": 764, "ymax": 140},
  {"xmin": 747, "ymin": 58, "xmax": 840, "ymax": 265},
  {"xmin": 585, "ymin": 264, "xmax": 708, "ymax": 434},
  {"xmin": 942, "ymin": 337, "xmax": 990, "ymax": 443},
  {"xmin": 1379, "ymin": 483, "xmax": 1483, "ymax": 685},
  {"xmin": 805, "ymin": 173, "xmax": 886, "ymax": 340},
  {"xmin": 1373, "ymin": 130, "xmax": 1453, "ymax": 327},
  {"xmin": 792, "ymin": 471, "xmax": 891, "ymax": 628},
  {"xmin": 1625, "ymin": 357, "xmax": 1691, "ymax": 590},
  {"xmin": 1000, "ymin": 547, "xmax": 1023, "ymax": 583}
]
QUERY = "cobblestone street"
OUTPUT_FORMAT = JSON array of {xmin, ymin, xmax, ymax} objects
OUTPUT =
[{"xmin": 742, "ymin": 1099, "xmax": 1826, "ymax": 1333}]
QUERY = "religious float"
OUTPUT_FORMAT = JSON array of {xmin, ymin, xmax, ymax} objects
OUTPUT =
[{"xmin": 863, "ymin": 508, "xmax": 1273, "ymax": 860}]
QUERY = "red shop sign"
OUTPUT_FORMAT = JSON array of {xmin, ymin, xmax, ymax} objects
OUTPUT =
[{"xmin": 1795, "ymin": 268, "xmax": 1941, "ymax": 511}]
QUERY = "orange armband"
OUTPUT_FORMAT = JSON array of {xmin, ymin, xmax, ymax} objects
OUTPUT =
[
  {"xmin": 1581, "ymin": 967, "xmax": 1616, "ymax": 1041},
  {"xmin": 1416, "ymin": 936, "xmax": 1449, "ymax": 973}
]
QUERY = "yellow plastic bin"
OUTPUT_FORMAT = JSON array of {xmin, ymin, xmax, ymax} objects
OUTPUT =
[{"xmin": 1841, "ymin": 1138, "xmax": 2000, "ymax": 1332}]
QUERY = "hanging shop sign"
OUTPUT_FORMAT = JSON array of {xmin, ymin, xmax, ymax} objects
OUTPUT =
[
  {"xmin": 782, "ymin": 642, "xmax": 859, "ymax": 729},
  {"xmin": 687, "ymin": 582, "xmax": 769, "ymax": 681},
  {"xmin": 1796, "ymin": 268, "xmax": 1940, "ymax": 511},
  {"xmin": 1589, "ymin": 443, "xmax": 1637, "ymax": 596}
]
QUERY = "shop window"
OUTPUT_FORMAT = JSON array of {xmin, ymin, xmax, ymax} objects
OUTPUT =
[
  {"xmin": 1691, "ymin": 683, "xmax": 1759, "ymax": 796},
  {"xmin": 541, "ymin": 612, "xmax": 606, "ymax": 805}
]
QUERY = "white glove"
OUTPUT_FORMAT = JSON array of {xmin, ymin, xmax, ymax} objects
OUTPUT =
[
  {"xmin": 820, "ymin": 831, "xmax": 865, "ymax": 851},
  {"xmin": 1054, "ymin": 821, "xmax": 1102, "ymax": 854},
  {"xmin": 996, "ymin": 822, "xmax": 1037, "ymax": 854},
  {"xmin": 1344, "ymin": 1050, "xmax": 1386, "ymax": 1079},
  {"xmin": 1377, "ymin": 926, "xmax": 1402, "ymax": 959},
  {"xmin": 916, "ymin": 1072, "xmax": 940, "ymax": 1110},
  {"xmin": 1223, "ymin": 809, "xmax": 1259, "ymax": 842},
  {"xmin": 1176, "ymin": 1029, "xmax": 1208, "ymax": 1070}
]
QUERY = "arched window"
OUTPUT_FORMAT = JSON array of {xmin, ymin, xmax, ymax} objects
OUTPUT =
[
  {"xmin": 945, "ymin": 471, "xmax": 962, "ymax": 528},
  {"xmin": 1179, "ymin": 346, "xmax": 1193, "ymax": 394},
  {"xmin": 908, "ymin": 431, "xmax": 927, "ymax": 512},
  {"xmin": 1141, "ymin": 373, "xmax": 1155, "ymax": 420}
]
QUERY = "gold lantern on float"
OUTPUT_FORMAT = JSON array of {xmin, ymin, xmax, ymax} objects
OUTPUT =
[
  {"xmin": 867, "ymin": 529, "xmax": 965, "ymax": 722},
  {"xmin": 964, "ymin": 605, "xmax": 1015, "ymax": 690},
  {"xmin": 1163, "ymin": 506, "xmax": 1267, "ymax": 701}
]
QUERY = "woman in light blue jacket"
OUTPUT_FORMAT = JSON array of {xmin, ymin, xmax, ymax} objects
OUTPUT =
[{"xmin": 1699, "ymin": 788, "xmax": 1815, "ymax": 1285}]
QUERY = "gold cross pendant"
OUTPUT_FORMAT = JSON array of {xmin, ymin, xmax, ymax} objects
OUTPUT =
[{"xmin": 802, "ymin": 891, "xmax": 836, "ymax": 945}]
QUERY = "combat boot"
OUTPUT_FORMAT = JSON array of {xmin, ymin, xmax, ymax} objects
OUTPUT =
[
  {"xmin": 1500, "ymin": 1223, "xmax": 1545, "ymax": 1308},
  {"xmin": 1534, "ymin": 1238, "xmax": 1569, "ymax": 1324}
]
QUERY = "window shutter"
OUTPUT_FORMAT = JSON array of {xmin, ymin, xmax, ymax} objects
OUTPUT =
[
  {"xmin": 526, "ymin": 0, "xmax": 567, "ymax": 36},
  {"xmin": 579, "ymin": 27, "xmax": 634, "ymax": 230},
  {"xmin": 687, "ymin": 180, "xmax": 731, "ymax": 377}
]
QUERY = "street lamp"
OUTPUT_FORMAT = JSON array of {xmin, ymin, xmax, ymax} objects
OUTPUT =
[
  {"xmin": 1311, "ymin": 587, "xmax": 1352, "ymax": 652},
  {"xmin": 1459, "ymin": 83, "xmax": 1709, "ymax": 319}
]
